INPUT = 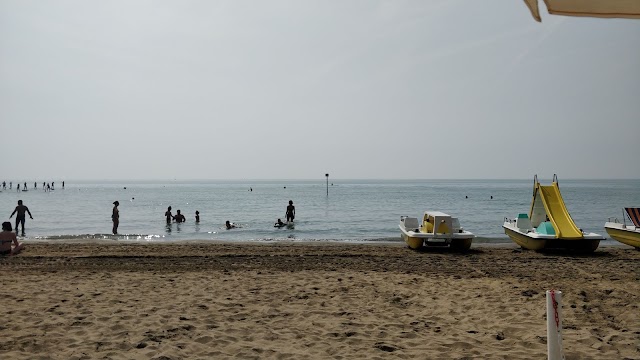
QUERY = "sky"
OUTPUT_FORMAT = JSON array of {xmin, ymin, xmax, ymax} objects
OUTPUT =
[{"xmin": 1, "ymin": 0, "xmax": 639, "ymax": 180}]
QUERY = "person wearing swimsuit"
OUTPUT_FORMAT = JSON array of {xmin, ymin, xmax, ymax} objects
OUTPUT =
[
  {"xmin": 0, "ymin": 222, "xmax": 24, "ymax": 255},
  {"xmin": 10, "ymin": 200, "xmax": 33, "ymax": 237},
  {"xmin": 286, "ymin": 200, "xmax": 295, "ymax": 223}
]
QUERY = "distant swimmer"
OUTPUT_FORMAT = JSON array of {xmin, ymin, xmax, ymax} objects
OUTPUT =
[
  {"xmin": 195, "ymin": 211, "xmax": 200, "ymax": 223},
  {"xmin": 16, "ymin": 184, "xmax": 20, "ymax": 192},
  {"xmin": 173, "ymin": 210, "xmax": 186, "ymax": 223},
  {"xmin": 225, "ymin": 221, "xmax": 236, "ymax": 230},
  {"xmin": 112, "ymin": 201, "xmax": 119, "ymax": 235},
  {"xmin": 10, "ymin": 200, "xmax": 33, "ymax": 237},
  {"xmin": 286, "ymin": 200, "xmax": 295, "ymax": 222},
  {"xmin": 62, "ymin": 181, "xmax": 65, "ymax": 189},
  {"xmin": 23, "ymin": 182, "xmax": 27, "ymax": 189},
  {"xmin": 34, "ymin": 182, "xmax": 37, "ymax": 189},
  {"xmin": 490, "ymin": 196, "xmax": 493, "ymax": 199},
  {"xmin": 165, "ymin": 206, "xmax": 173, "ymax": 223},
  {"xmin": 274, "ymin": 218, "xmax": 286, "ymax": 228}
]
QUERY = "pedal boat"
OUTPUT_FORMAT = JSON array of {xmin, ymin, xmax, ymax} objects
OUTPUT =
[
  {"xmin": 399, "ymin": 211, "xmax": 474, "ymax": 251},
  {"xmin": 604, "ymin": 208, "xmax": 640, "ymax": 249},
  {"xmin": 503, "ymin": 175, "xmax": 603, "ymax": 252}
]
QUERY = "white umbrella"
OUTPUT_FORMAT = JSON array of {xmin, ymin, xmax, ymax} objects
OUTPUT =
[{"xmin": 524, "ymin": 0, "xmax": 640, "ymax": 21}]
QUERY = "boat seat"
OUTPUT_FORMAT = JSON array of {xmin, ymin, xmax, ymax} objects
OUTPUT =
[
  {"xmin": 403, "ymin": 217, "xmax": 419, "ymax": 231},
  {"xmin": 537, "ymin": 221, "xmax": 556, "ymax": 235},
  {"xmin": 515, "ymin": 213, "xmax": 533, "ymax": 231}
]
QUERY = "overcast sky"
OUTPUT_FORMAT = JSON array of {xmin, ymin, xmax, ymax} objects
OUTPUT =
[{"xmin": 1, "ymin": 1, "xmax": 639, "ymax": 180}]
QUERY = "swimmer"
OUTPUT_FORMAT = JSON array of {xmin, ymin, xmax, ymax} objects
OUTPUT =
[
  {"xmin": 173, "ymin": 210, "xmax": 186, "ymax": 223},
  {"xmin": 225, "ymin": 220, "xmax": 236, "ymax": 230},
  {"xmin": 274, "ymin": 218, "xmax": 286, "ymax": 228}
]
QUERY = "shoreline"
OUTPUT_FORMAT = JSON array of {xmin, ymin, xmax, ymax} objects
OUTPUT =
[{"xmin": 1, "ymin": 243, "xmax": 638, "ymax": 359}]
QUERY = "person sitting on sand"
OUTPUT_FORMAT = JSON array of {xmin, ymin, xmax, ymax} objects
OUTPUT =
[
  {"xmin": 173, "ymin": 210, "xmax": 186, "ymax": 223},
  {"xmin": 225, "ymin": 220, "xmax": 236, "ymax": 230},
  {"xmin": 274, "ymin": 218, "xmax": 286, "ymax": 228},
  {"xmin": 0, "ymin": 222, "xmax": 24, "ymax": 255}
]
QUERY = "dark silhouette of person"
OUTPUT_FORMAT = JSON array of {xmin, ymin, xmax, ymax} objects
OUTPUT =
[
  {"xmin": 112, "ymin": 201, "xmax": 119, "ymax": 235},
  {"xmin": 34, "ymin": 182, "xmax": 37, "ymax": 189},
  {"xmin": 10, "ymin": 200, "xmax": 33, "ymax": 236},
  {"xmin": 52, "ymin": 182, "xmax": 55, "ymax": 189},
  {"xmin": 16, "ymin": 183, "xmax": 20, "ymax": 192},
  {"xmin": 62, "ymin": 181, "xmax": 65, "ymax": 189},
  {"xmin": 225, "ymin": 221, "xmax": 236, "ymax": 229},
  {"xmin": 0, "ymin": 222, "xmax": 24, "ymax": 255},
  {"xmin": 46, "ymin": 183, "xmax": 50, "ymax": 192},
  {"xmin": 286, "ymin": 200, "xmax": 295, "ymax": 222},
  {"xmin": 274, "ymin": 218, "xmax": 286, "ymax": 228},
  {"xmin": 23, "ymin": 182, "xmax": 26, "ymax": 189},
  {"xmin": 42, "ymin": 182, "xmax": 45, "ymax": 190},
  {"xmin": 2, "ymin": 181, "xmax": 5, "ymax": 190},
  {"xmin": 165, "ymin": 206, "xmax": 173, "ymax": 223},
  {"xmin": 9, "ymin": 182, "xmax": 12, "ymax": 189},
  {"xmin": 173, "ymin": 210, "xmax": 185, "ymax": 223},
  {"xmin": 195, "ymin": 211, "xmax": 200, "ymax": 223}
]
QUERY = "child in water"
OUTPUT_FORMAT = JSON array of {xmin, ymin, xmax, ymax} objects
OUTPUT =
[{"xmin": 274, "ymin": 218, "xmax": 286, "ymax": 228}]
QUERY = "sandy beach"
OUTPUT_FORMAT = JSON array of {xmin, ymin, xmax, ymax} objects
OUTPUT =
[{"xmin": 0, "ymin": 242, "xmax": 638, "ymax": 359}]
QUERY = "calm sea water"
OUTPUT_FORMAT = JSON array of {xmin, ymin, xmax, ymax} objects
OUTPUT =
[{"xmin": 1, "ymin": 179, "xmax": 638, "ymax": 244}]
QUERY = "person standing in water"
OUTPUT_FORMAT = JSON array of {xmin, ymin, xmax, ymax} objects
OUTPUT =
[
  {"xmin": 165, "ymin": 206, "xmax": 173, "ymax": 223},
  {"xmin": 286, "ymin": 200, "xmax": 295, "ymax": 223},
  {"xmin": 10, "ymin": 200, "xmax": 33, "ymax": 237},
  {"xmin": 112, "ymin": 201, "xmax": 119, "ymax": 235},
  {"xmin": 195, "ymin": 211, "xmax": 200, "ymax": 223},
  {"xmin": 173, "ymin": 210, "xmax": 185, "ymax": 223}
]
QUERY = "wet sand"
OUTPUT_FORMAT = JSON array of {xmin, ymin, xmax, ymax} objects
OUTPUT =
[{"xmin": 1, "ymin": 242, "xmax": 638, "ymax": 359}]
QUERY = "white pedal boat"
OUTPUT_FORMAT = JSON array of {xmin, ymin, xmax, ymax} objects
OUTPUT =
[{"xmin": 399, "ymin": 211, "xmax": 474, "ymax": 252}]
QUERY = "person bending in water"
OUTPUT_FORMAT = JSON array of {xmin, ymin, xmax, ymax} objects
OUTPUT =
[
  {"xmin": 286, "ymin": 200, "xmax": 295, "ymax": 223},
  {"xmin": 225, "ymin": 221, "xmax": 236, "ymax": 230},
  {"xmin": 10, "ymin": 200, "xmax": 33, "ymax": 236},
  {"xmin": 274, "ymin": 218, "xmax": 286, "ymax": 228},
  {"xmin": 173, "ymin": 210, "xmax": 186, "ymax": 223},
  {"xmin": 0, "ymin": 222, "xmax": 24, "ymax": 255}
]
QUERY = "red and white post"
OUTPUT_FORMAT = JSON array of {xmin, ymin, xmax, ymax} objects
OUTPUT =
[{"xmin": 546, "ymin": 290, "xmax": 564, "ymax": 360}]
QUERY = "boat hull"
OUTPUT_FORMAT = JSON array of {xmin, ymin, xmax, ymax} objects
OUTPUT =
[
  {"xmin": 605, "ymin": 224, "xmax": 640, "ymax": 249},
  {"xmin": 401, "ymin": 233, "xmax": 425, "ymax": 250},
  {"xmin": 503, "ymin": 226, "xmax": 547, "ymax": 250},
  {"xmin": 504, "ymin": 225, "xmax": 600, "ymax": 252}
]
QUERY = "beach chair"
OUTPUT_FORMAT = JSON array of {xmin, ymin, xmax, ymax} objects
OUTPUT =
[{"xmin": 625, "ymin": 208, "xmax": 640, "ymax": 227}]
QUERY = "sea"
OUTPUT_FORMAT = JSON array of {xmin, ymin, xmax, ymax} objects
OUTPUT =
[{"xmin": 1, "ymin": 179, "xmax": 638, "ymax": 245}]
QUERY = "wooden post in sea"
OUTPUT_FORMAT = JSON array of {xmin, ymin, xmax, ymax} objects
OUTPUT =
[
  {"xmin": 325, "ymin": 173, "xmax": 329, "ymax": 196},
  {"xmin": 546, "ymin": 290, "xmax": 564, "ymax": 360}
]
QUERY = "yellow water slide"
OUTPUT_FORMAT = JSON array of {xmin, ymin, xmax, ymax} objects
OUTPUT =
[{"xmin": 538, "ymin": 182, "xmax": 583, "ymax": 239}]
